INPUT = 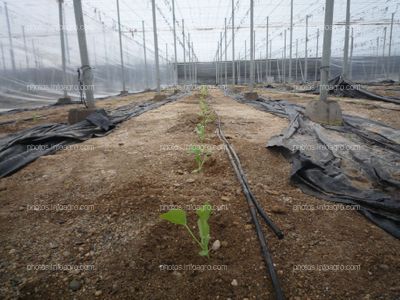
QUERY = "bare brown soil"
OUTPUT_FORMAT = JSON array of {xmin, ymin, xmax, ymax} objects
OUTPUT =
[{"xmin": 0, "ymin": 89, "xmax": 399, "ymax": 300}]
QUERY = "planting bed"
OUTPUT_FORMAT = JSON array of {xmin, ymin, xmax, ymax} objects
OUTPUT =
[{"xmin": 0, "ymin": 88, "xmax": 399, "ymax": 299}]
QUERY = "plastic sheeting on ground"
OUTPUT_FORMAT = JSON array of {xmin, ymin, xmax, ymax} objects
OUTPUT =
[
  {"xmin": 297, "ymin": 76, "xmax": 400, "ymax": 105},
  {"xmin": 0, "ymin": 93, "xmax": 184, "ymax": 178},
  {"xmin": 233, "ymin": 94, "xmax": 400, "ymax": 239}
]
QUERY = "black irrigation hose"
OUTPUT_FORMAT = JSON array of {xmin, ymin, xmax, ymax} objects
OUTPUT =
[{"xmin": 215, "ymin": 116, "xmax": 285, "ymax": 300}]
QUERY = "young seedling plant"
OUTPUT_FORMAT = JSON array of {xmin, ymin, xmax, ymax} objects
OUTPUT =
[
  {"xmin": 195, "ymin": 123, "xmax": 206, "ymax": 143},
  {"xmin": 160, "ymin": 203, "xmax": 212, "ymax": 258},
  {"xmin": 188, "ymin": 145, "xmax": 211, "ymax": 173}
]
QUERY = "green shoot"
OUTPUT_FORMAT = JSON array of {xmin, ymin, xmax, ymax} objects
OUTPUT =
[
  {"xmin": 188, "ymin": 145, "xmax": 211, "ymax": 173},
  {"xmin": 160, "ymin": 203, "xmax": 212, "ymax": 257},
  {"xmin": 195, "ymin": 123, "xmax": 205, "ymax": 143}
]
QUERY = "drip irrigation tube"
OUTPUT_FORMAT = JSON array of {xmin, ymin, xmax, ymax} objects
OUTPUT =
[{"xmin": 215, "ymin": 115, "xmax": 285, "ymax": 300}]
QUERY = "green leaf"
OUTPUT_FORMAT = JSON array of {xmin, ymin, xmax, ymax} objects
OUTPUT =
[
  {"xmin": 197, "ymin": 203, "xmax": 212, "ymax": 256},
  {"xmin": 160, "ymin": 209, "xmax": 187, "ymax": 225}
]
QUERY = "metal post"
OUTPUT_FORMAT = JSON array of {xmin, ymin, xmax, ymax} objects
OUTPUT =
[
  {"xmin": 238, "ymin": 53, "xmax": 241, "ymax": 83},
  {"xmin": 266, "ymin": 17, "xmax": 269, "ymax": 82},
  {"xmin": 388, "ymin": 12, "xmax": 394, "ymax": 77},
  {"xmin": 58, "ymin": 0, "xmax": 69, "ymax": 99},
  {"xmin": 249, "ymin": 0, "xmax": 254, "ymax": 91},
  {"xmin": 349, "ymin": 28, "xmax": 354, "ymax": 79},
  {"xmin": 305, "ymin": 14, "xmax": 310, "ymax": 82},
  {"xmin": 151, "ymin": 0, "xmax": 161, "ymax": 93},
  {"xmin": 116, "ymin": 0, "xmax": 127, "ymax": 93},
  {"xmin": 289, "ymin": 0, "xmax": 293, "ymax": 82},
  {"xmin": 224, "ymin": 18, "xmax": 228, "ymax": 85},
  {"xmin": 231, "ymin": 0, "xmax": 236, "ymax": 84},
  {"xmin": 216, "ymin": 48, "xmax": 219, "ymax": 84},
  {"xmin": 73, "ymin": 0, "xmax": 95, "ymax": 108},
  {"xmin": 0, "ymin": 43, "xmax": 5, "ymax": 71},
  {"xmin": 102, "ymin": 24, "xmax": 110, "ymax": 85},
  {"xmin": 382, "ymin": 27, "xmax": 387, "ymax": 77},
  {"xmin": 296, "ymin": 39, "xmax": 299, "ymax": 82},
  {"xmin": 4, "ymin": 2, "xmax": 16, "ymax": 72},
  {"xmin": 63, "ymin": 11, "xmax": 71, "ymax": 64},
  {"xmin": 315, "ymin": 29, "xmax": 320, "ymax": 81},
  {"xmin": 172, "ymin": 0, "xmax": 178, "ymax": 85},
  {"xmin": 192, "ymin": 42, "xmax": 195, "ymax": 84},
  {"xmin": 142, "ymin": 21, "xmax": 148, "ymax": 89},
  {"xmin": 245, "ymin": 40, "xmax": 247, "ymax": 84},
  {"xmin": 22, "ymin": 26, "xmax": 29, "ymax": 69},
  {"xmin": 283, "ymin": 29, "xmax": 287, "ymax": 83},
  {"xmin": 188, "ymin": 33, "xmax": 191, "ymax": 85},
  {"xmin": 269, "ymin": 40, "xmax": 272, "ymax": 78},
  {"xmin": 220, "ymin": 32, "xmax": 223, "ymax": 84},
  {"xmin": 182, "ymin": 19, "xmax": 186, "ymax": 85},
  {"xmin": 320, "ymin": 0, "xmax": 335, "ymax": 102},
  {"xmin": 342, "ymin": 0, "xmax": 350, "ymax": 78}
]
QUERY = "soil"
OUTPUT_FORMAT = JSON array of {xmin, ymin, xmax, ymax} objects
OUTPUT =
[{"xmin": 0, "ymin": 88, "xmax": 399, "ymax": 300}]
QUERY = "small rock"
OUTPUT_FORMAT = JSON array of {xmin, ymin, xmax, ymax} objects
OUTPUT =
[
  {"xmin": 244, "ymin": 224, "xmax": 252, "ymax": 230},
  {"xmin": 270, "ymin": 206, "xmax": 287, "ymax": 214},
  {"xmin": 49, "ymin": 242, "xmax": 58, "ymax": 249},
  {"xmin": 186, "ymin": 178, "xmax": 195, "ymax": 183},
  {"xmin": 212, "ymin": 240, "xmax": 221, "ymax": 251},
  {"xmin": 378, "ymin": 264, "xmax": 389, "ymax": 271},
  {"xmin": 69, "ymin": 279, "xmax": 81, "ymax": 291},
  {"xmin": 221, "ymin": 196, "xmax": 230, "ymax": 202},
  {"xmin": 8, "ymin": 249, "xmax": 16, "ymax": 254},
  {"xmin": 176, "ymin": 170, "xmax": 184, "ymax": 175},
  {"xmin": 94, "ymin": 290, "xmax": 102, "ymax": 296},
  {"xmin": 172, "ymin": 271, "xmax": 182, "ymax": 277},
  {"xmin": 62, "ymin": 251, "xmax": 70, "ymax": 257},
  {"xmin": 231, "ymin": 279, "xmax": 238, "ymax": 286}
]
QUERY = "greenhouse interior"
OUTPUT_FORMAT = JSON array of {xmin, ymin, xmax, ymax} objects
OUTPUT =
[{"xmin": 0, "ymin": 0, "xmax": 399, "ymax": 299}]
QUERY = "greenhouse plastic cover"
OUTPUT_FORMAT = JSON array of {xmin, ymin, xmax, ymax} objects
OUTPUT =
[{"xmin": 233, "ymin": 94, "xmax": 400, "ymax": 239}]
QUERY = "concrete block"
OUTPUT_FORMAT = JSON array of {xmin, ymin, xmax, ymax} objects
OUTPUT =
[
  {"xmin": 68, "ymin": 108, "xmax": 97, "ymax": 125},
  {"xmin": 305, "ymin": 100, "xmax": 343, "ymax": 126},
  {"xmin": 119, "ymin": 90, "xmax": 129, "ymax": 96},
  {"xmin": 244, "ymin": 92, "xmax": 259, "ymax": 100},
  {"xmin": 56, "ymin": 97, "xmax": 73, "ymax": 105},
  {"xmin": 153, "ymin": 94, "xmax": 168, "ymax": 101}
]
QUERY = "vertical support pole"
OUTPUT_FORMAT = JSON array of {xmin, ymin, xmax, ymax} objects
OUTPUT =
[
  {"xmin": 4, "ymin": 2, "xmax": 16, "ymax": 72},
  {"xmin": 0, "ymin": 43, "xmax": 5, "ymax": 71},
  {"xmin": 342, "ymin": 0, "xmax": 351, "ymax": 78},
  {"xmin": 116, "ymin": 0, "xmax": 127, "ymax": 93},
  {"xmin": 182, "ymin": 19, "xmax": 186, "ymax": 85},
  {"xmin": 266, "ymin": 17, "xmax": 269, "ymax": 82},
  {"xmin": 249, "ymin": 0, "xmax": 255, "ymax": 91},
  {"xmin": 224, "ymin": 18, "xmax": 228, "ymax": 85},
  {"xmin": 172, "ymin": 0, "xmax": 178, "ymax": 85},
  {"xmin": 295, "ymin": 39, "xmax": 299, "ymax": 82},
  {"xmin": 382, "ymin": 27, "xmax": 387, "ymax": 77},
  {"xmin": 220, "ymin": 32, "xmax": 223, "ymax": 84},
  {"xmin": 320, "ymin": 0, "xmax": 335, "ymax": 102},
  {"xmin": 73, "ymin": 0, "xmax": 95, "ymax": 108},
  {"xmin": 238, "ymin": 52, "xmax": 241, "ymax": 83},
  {"xmin": 283, "ymin": 29, "xmax": 287, "ymax": 83},
  {"xmin": 349, "ymin": 28, "xmax": 354, "ymax": 79},
  {"xmin": 142, "ymin": 21, "xmax": 148, "ymax": 89},
  {"xmin": 188, "ymin": 33, "xmax": 191, "ymax": 85},
  {"xmin": 245, "ymin": 40, "xmax": 247, "ymax": 84},
  {"xmin": 58, "ymin": 0, "xmax": 69, "ymax": 99},
  {"xmin": 22, "ymin": 26, "xmax": 29, "ymax": 69},
  {"xmin": 305, "ymin": 15, "xmax": 310, "ymax": 82},
  {"xmin": 315, "ymin": 29, "xmax": 320, "ymax": 81},
  {"xmin": 289, "ymin": 0, "xmax": 293, "ymax": 82},
  {"xmin": 388, "ymin": 12, "xmax": 394, "ymax": 77},
  {"xmin": 269, "ymin": 40, "xmax": 272, "ymax": 78},
  {"xmin": 216, "ymin": 48, "xmax": 219, "ymax": 84},
  {"xmin": 151, "ymin": 0, "xmax": 161, "ymax": 93},
  {"xmin": 232, "ymin": 0, "xmax": 235, "ymax": 85},
  {"xmin": 102, "ymin": 24, "xmax": 110, "ymax": 85},
  {"xmin": 63, "ymin": 11, "xmax": 71, "ymax": 64}
]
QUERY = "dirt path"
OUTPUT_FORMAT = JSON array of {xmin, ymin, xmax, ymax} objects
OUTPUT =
[{"xmin": 0, "ymin": 89, "xmax": 399, "ymax": 300}]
